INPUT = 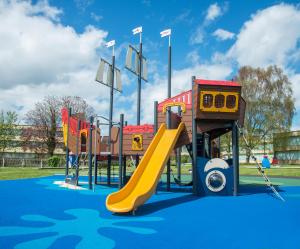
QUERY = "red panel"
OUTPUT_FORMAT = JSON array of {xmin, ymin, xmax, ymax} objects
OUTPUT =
[
  {"xmin": 157, "ymin": 90, "xmax": 192, "ymax": 111},
  {"xmin": 123, "ymin": 124, "xmax": 154, "ymax": 134},
  {"xmin": 61, "ymin": 107, "xmax": 94, "ymax": 135},
  {"xmin": 195, "ymin": 79, "xmax": 240, "ymax": 87}
]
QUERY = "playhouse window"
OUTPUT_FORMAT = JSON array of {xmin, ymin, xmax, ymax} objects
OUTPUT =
[
  {"xmin": 215, "ymin": 94, "xmax": 225, "ymax": 108},
  {"xmin": 81, "ymin": 134, "xmax": 87, "ymax": 152},
  {"xmin": 226, "ymin": 95, "xmax": 236, "ymax": 109},
  {"xmin": 203, "ymin": 94, "xmax": 213, "ymax": 108}
]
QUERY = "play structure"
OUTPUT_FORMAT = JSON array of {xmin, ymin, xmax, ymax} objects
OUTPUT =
[
  {"xmin": 61, "ymin": 108, "xmax": 102, "ymax": 186},
  {"xmin": 106, "ymin": 78, "xmax": 246, "ymax": 213},
  {"xmin": 61, "ymin": 28, "xmax": 284, "ymax": 214}
]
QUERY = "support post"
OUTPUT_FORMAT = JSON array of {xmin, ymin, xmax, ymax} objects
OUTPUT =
[
  {"xmin": 191, "ymin": 76, "xmax": 198, "ymax": 195},
  {"xmin": 232, "ymin": 122, "xmax": 239, "ymax": 196},
  {"xmin": 154, "ymin": 100, "xmax": 159, "ymax": 194},
  {"xmin": 94, "ymin": 120, "xmax": 99, "ymax": 185},
  {"xmin": 166, "ymin": 40, "xmax": 172, "ymax": 191},
  {"xmin": 75, "ymin": 119, "xmax": 81, "ymax": 186},
  {"xmin": 137, "ymin": 41, "xmax": 142, "ymax": 125},
  {"xmin": 154, "ymin": 101, "xmax": 158, "ymax": 133},
  {"xmin": 123, "ymin": 155, "xmax": 127, "ymax": 185},
  {"xmin": 65, "ymin": 108, "xmax": 71, "ymax": 176},
  {"xmin": 107, "ymin": 53, "xmax": 116, "ymax": 186},
  {"xmin": 176, "ymin": 106, "xmax": 182, "ymax": 181},
  {"xmin": 119, "ymin": 114, "xmax": 124, "ymax": 189},
  {"xmin": 88, "ymin": 116, "xmax": 94, "ymax": 190}
]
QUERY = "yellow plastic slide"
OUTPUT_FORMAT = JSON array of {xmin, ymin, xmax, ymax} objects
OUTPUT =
[{"xmin": 106, "ymin": 122, "xmax": 185, "ymax": 213}]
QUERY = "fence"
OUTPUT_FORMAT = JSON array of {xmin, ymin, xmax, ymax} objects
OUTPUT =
[{"xmin": 0, "ymin": 157, "xmax": 92, "ymax": 168}]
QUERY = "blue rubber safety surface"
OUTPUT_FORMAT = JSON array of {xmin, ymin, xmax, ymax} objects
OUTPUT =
[{"xmin": 0, "ymin": 175, "xmax": 300, "ymax": 249}]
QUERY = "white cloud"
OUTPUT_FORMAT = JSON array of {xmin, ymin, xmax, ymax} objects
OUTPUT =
[
  {"xmin": 227, "ymin": 4, "xmax": 300, "ymax": 68},
  {"xmin": 191, "ymin": 26, "xmax": 205, "ymax": 44},
  {"xmin": 225, "ymin": 3, "xmax": 300, "ymax": 125},
  {"xmin": 186, "ymin": 50, "xmax": 200, "ymax": 64},
  {"xmin": 0, "ymin": 1, "xmax": 108, "ymax": 89},
  {"xmin": 190, "ymin": 3, "xmax": 227, "ymax": 45},
  {"xmin": 140, "ymin": 62, "xmax": 233, "ymax": 123},
  {"xmin": 0, "ymin": 1, "xmax": 113, "ymax": 123},
  {"xmin": 90, "ymin": 12, "xmax": 103, "ymax": 22},
  {"xmin": 205, "ymin": 3, "xmax": 222, "ymax": 22},
  {"xmin": 213, "ymin": 28, "xmax": 235, "ymax": 41}
]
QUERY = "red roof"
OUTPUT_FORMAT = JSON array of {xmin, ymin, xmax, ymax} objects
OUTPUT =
[
  {"xmin": 195, "ymin": 79, "xmax": 240, "ymax": 87},
  {"xmin": 157, "ymin": 90, "xmax": 192, "ymax": 111}
]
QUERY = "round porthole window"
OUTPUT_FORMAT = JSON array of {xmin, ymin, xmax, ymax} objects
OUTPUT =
[{"xmin": 205, "ymin": 170, "xmax": 226, "ymax": 192}]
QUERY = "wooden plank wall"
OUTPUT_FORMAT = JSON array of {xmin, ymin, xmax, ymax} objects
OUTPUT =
[
  {"xmin": 67, "ymin": 128, "xmax": 101, "ymax": 154},
  {"xmin": 111, "ymin": 127, "xmax": 154, "ymax": 156}
]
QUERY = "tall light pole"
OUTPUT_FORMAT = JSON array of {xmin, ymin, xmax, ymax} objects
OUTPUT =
[
  {"xmin": 160, "ymin": 28, "xmax": 172, "ymax": 191},
  {"xmin": 132, "ymin": 26, "xmax": 143, "ymax": 125},
  {"xmin": 106, "ymin": 39, "xmax": 116, "ymax": 186}
]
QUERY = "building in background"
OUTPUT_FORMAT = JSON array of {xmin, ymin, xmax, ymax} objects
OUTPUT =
[
  {"xmin": 273, "ymin": 130, "xmax": 300, "ymax": 164},
  {"xmin": 0, "ymin": 125, "xmax": 65, "ymax": 159}
]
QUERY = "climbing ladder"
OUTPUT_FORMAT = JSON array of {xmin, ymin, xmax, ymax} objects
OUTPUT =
[{"xmin": 236, "ymin": 122, "xmax": 285, "ymax": 202}]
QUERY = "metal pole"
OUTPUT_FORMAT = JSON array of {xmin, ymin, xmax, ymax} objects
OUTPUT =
[
  {"xmin": 65, "ymin": 108, "xmax": 71, "ymax": 176},
  {"xmin": 154, "ymin": 101, "xmax": 158, "ymax": 133},
  {"xmin": 108, "ymin": 51, "xmax": 116, "ymax": 186},
  {"xmin": 166, "ymin": 40, "xmax": 172, "ymax": 191},
  {"xmin": 123, "ymin": 155, "xmax": 126, "ymax": 185},
  {"xmin": 177, "ymin": 106, "xmax": 182, "ymax": 181},
  {"xmin": 137, "ymin": 41, "xmax": 142, "ymax": 125},
  {"xmin": 119, "ymin": 114, "xmax": 124, "ymax": 189},
  {"xmin": 75, "ymin": 119, "xmax": 81, "ymax": 186},
  {"xmin": 94, "ymin": 120, "xmax": 99, "ymax": 185},
  {"xmin": 191, "ymin": 76, "xmax": 198, "ymax": 195},
  {"xmin": 232, "ymin": 122, "xmax": 239, "ymax": 196},
  {"xmin": 154, "ymin": 100, "xmax": 159, "ymax": 194},
  {"xmin": 88, "ymin": 116, "xmax": 94, "ymax": 190}
]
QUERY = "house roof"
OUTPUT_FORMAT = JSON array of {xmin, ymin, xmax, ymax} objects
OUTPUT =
[{"xmin": 195, "ymin": 79, "xmax": 240, "ymax": 87}]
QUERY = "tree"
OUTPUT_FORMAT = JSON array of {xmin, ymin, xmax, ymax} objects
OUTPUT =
[
  {"xmin": 235, "ymin": 65, "xmax": 295, "ymax": 162},
  {"xmin": 0, "ymin": 111, "xmax": 18, "ymax": 152},
  {"xmin": 23, "ymin": 96, "xmax": 93, "ymax": 156}
]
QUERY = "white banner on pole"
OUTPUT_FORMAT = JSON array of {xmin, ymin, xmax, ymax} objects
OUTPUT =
[
  {"xmin": 160, "ymin": 29, "xmax": 171, "ymax": 37},
  {"xmin": 132, "ymin": 26, "xmax": 142, "ymax": 35},
  {"xmin": 106, "ymin": 40, "xmax": 115, "ymax": 48}
]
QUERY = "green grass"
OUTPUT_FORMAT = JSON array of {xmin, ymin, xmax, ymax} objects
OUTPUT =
[
  {"xmin": 1, "ymin": 164, "xmax": 300, "ymax": 180},
  {"xmin": 0, "ymin": 167, "xmax": 64, "ymax": 180},
  {"xmin": 240, "ymin": 166, "xmax": 300, "ymax": 178}
]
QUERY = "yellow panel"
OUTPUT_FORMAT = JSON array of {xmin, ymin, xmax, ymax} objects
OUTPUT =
[
  {"xmin": 162, "ymin": 102, "xmax": 186, "ymax": 113},
  {"xmin": 62, "ymin": 124, "xmax": 68, "ymax": 146},
  {"xmin": 106, "ymin": 122, "xmax": 185, "ymax": 213},
  {"xmin": 199, "ymin": 91, "xmax": 239, "ymax": 113},
  {"xmin": 132, "ymin": 134, "xmax": 143, "ymax": 151}
]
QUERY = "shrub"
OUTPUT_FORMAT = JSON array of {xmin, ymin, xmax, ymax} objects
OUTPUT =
[{"xmin": 48, "ymin": 156, "xmax": 61, "ymax": 167}]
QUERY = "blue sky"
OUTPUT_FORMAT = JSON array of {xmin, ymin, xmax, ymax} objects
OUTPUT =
[{"xmin": 0, "ymin": 0, "xmax": 299, "ymax": 130}]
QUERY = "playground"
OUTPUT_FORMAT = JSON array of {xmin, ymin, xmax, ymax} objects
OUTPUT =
[
  {"xmin": 0, "ymin": 175, "xmax": 299, "ymax": 249},
  {"xmin": 1, "ymin": 15, "xmax": 300, "ymax": 249}
]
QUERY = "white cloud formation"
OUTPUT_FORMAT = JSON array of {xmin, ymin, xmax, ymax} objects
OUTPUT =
[
  {"xmin": 191, "ymin": 3, "xmax": 227, "ymax": 45},
  {"xmin": 205, "ymin": 3, "xmax": 222, "ymax": 22},
  {"xmin": 0, "ymin": 1, "xmax": 113, "ymax": 122},
  {"xmin": 140, "ymin": 62, "xmax": 233, "ymax": 123},
  {"xmin": 228, "ymin": 4, "xmax": 300, "ymax": 68},
  {"xmin": 0, "ymin": 1, "xmax": 108, "ymax": 89},
  {"xmin": 213, "ymin": 28, "xmax": 235, "ymax": 41},
  {"xmin": 226, "ymin": 3, "xmax": 300, "ymax": 129},
  {"xmin": 90, "ymin": 12, "xmax": 103, "ymax": 22}
]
